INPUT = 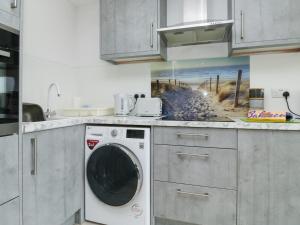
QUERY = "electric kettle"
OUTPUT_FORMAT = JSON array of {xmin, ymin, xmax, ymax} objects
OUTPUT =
[{"xmin": 114, "ymin": 93, "xmax": 134, "ymax": 116}]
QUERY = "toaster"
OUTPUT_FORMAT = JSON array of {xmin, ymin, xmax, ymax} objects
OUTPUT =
[{"xmin": 135, "ymin": 98, "xmax": 162, "ymax": 117}]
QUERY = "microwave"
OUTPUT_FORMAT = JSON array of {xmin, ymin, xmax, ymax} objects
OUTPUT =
[{"xmin": 0, "ymin": 28, "xmax": 19, "ymax": 136}]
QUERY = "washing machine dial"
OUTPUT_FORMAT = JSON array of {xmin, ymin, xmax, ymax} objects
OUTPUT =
[{"xmin": 111, "ymin": 129, "xmax": 118, "ymax": 137}]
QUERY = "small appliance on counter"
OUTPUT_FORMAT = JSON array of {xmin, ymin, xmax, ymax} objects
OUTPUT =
[
  {"xmin": 114, "ymin": 93, "xmax": 135, "ymax": 116},
  {"xmin": 135, "ymin": 98, "xmax": 162, "ymax": 117},
  {"xmin": 249, "ymin": 88, "xmax": 264, "ymax": 109}
]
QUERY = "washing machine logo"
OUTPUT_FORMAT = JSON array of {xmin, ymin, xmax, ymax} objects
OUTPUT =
[
  {"xmin": 87, "ymin": 139, "xmax": 100, "ymax": 150},
  {"xmin": 131, "ymin": 203, "xmax": 143, "ymax": 218}
]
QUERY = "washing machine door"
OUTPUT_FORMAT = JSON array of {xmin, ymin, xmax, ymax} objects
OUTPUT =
[{"xmin": 86, "ymin": 143, "xmax": 143, "ymax": 206}]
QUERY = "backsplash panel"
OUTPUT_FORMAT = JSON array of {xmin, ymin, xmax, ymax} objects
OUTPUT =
[{"xmin": 151, "ymin": 57, "xmax": 250, "ymax": 120}]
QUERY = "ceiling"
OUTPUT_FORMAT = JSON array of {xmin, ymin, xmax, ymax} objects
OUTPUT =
[{"xmin": 68, "ymin": 0, "xmax": 96, "ymax": 6}]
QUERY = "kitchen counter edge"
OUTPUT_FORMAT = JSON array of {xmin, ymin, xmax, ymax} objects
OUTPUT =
[{"xmin": 21, "ymin": 116, "xmax": 300, "ymax": 133}]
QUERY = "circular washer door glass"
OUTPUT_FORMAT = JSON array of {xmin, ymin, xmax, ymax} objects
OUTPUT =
[{"xmin": 87, "ymin": 143, "xmax": 141, "ymax": 206}]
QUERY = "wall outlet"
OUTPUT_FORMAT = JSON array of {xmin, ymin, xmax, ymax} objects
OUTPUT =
[{"xmin": 271, "ymin": 88, "xmax": 291, "ymax": 98}]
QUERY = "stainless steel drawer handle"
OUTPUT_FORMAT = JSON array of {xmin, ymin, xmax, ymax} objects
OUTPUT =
[
  {"xmin": 176, "ymin": 133, "xmax": 209, "ymax": 139},
  {"xmin": 177, "ymin": 189, "xmax": 209, "ymax": 198},
  {"xmin": 11, "ymin": 0, "xmax": 17, "ymax": 8},
  {"xmin": 176, "ymin": 152, "xmax": 209, "ymax": 159},
  {"xmin": 150, "ymin": 22, "xmax": 154, "ymax": 48},
  {"xmin": 31, "ymin": 138, "xmax": 37, "ymax": 175},
  {"xmin": 240, "ymin": 10, "xmax": 244, "ymax": 40}
]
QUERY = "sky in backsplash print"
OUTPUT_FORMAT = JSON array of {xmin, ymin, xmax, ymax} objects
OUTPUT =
[{"xmin": 151, "ymin": 57, "xmax": 250, "ymax": 120}]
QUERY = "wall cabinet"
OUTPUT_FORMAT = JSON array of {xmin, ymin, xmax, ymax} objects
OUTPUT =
[
  {"xmin": 22, "ymin": 126, "xmax": 85, "ymax": 225},
  {"xmin": 238, "ymin": 130, "xmax": 300, "ymax": 225},
  {"xmin": 0, "ymin": 0, "xmax": 20, "ymax": 32},
  {"xmin": 100, "ymin": 0, "xmax": 166, "ymax": 62},
  {"xmin": 0, "ymin": 134, "xmax": 19, "ymax": 205},
  {"xmin": 233, "ymin": 0, "xmax": 300, "ymax": 49}
]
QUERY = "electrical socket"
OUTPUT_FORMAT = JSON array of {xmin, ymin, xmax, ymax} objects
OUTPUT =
[{"xmin": 271, "ymin": 88, "xmax": 291, "ymax": 98}]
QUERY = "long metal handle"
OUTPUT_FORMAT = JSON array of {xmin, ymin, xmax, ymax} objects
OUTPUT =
[
  {"xmin": 240, "ymin": 10, "xmax": 244, "ymax": 40},
  {"xmin": 11, "ymin": 0, "xmax": 17, "ymax": 8},
  {"xmin": 176, "ymin": 133, "xmax": 209, "ymax": 139},
  {"xmin": 0, "ymin": 49, "xmax": 11, "ymax": 58},
  {"xmin": 176, "ymin": 152, "xmax": 209, "ymax": 159},
  {"xmin": 177, "ymin": 189, "xmax": 209, "ymax": 198},
  {"xmin": 150, "ymin": 22, "xmax": 154, "ymax": 48},
  {"xmin": 31, "ymin": 138, "xmax": 37, "ymax": 175}
]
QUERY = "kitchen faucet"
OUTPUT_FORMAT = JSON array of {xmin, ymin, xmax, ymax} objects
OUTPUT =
[{"xmin": 45, "ymin": 83, "xmax": 61, "ymax": 119}]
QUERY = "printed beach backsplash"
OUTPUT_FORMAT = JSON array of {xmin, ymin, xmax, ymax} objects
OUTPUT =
[{"xmin": 151, "ymin": 57, "xmax": 250, "ymax": 120}]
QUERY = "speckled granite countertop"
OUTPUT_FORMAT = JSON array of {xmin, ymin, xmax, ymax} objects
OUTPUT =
[{"xmin": 22, "ymin": 116, "xmax": 300, "ymax": 133}]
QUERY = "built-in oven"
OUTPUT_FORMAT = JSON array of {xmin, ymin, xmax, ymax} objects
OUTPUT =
[{"xmin": 0, "ymin": 28, "xmax": 19, "ymax": 136}]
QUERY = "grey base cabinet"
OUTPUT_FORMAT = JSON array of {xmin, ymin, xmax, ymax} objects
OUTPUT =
[
  {"xmin": 0, "ymin": 0, "xmax": 20, "ymax": 32},
  {"xmin": 154, "ymin": 181, "xmax": 237, "ymax": 225},
  {"xmin": 238, "ymin": 130, "xmax": 300, "ymax": 225},
  {"xmin": 153, "ymin": 127, "xmax": 238, "ymax": 225},
  {"xmin": 233, "ymin": 0, "xmax": 300, "ymax": 49},
  {"xmin": 0, "ymin": 197, "xmax": 20, "ymax": 225},
  {"xmin": 0, "ymin": 134, "xmax": 19, "ymax": 205},
  {"xmin": 22, "ymin": 125, "xmax": 85, "ymax": 225}
]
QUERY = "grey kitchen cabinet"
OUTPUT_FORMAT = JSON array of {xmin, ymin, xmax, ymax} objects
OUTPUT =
[
  {"xmin": 154, "ymin": 127, "xmax": 237, "ymax": 149},
  {"xmin": 0, "ymin": 197, "xmax": 20, "ymax": 225},
  {"xmin": 153, "ymin": 127, "xmax": 238, "ymax": 225},
  {"xmin": 23, "ymin": 125, "xmax": 85, "ymax": 225},
  {"xmin": 154, "ymin": 145, "xmax": 237, "ymax": 190},
  {"xmin": 238, "ymin": 130, "xmax": 300, "ymax": 225},
  {"xmin": 154, "ymin": 181, "xmax": 237, "ymax": 225},
  {"xmin": 0, "ymin": 134, "xmax": 19, "ymax": 205},
  {"xmin": 100, "ymin": 0, "xmax": 166, "ymax": 62},
  {"xmin": 0, "ymin": 0, "xmax": 20, "ymax": 32},
  {"xmin": 233, "ymin": 0, "xmax": 300, "ymax": 49}
]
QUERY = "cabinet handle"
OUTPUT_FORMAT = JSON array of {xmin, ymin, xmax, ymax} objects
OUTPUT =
[
  {"xmin": 31, "ymin": 138, "xmax": 37, "ymax": 175},
  {"xmin": 11, "ymin": 0, "xmax": 17, "ymax": 9},
  {"xmin": 176, "ymin": 132, "xmax": 209, "ymax": 139},
  {"xmin": 150, "ymin": 22, "xmax": 154, "ymax": 48},
  {"xmin": 176, "ymin": 152, "xmax": 209, "ymax": 159},
  {"xmin": 240, "ymin": 10, "xmax": 244, "ymax": 40},
  {"xmin": 177, "ymin": 189, "xmax": 209, "ymax": 198}
]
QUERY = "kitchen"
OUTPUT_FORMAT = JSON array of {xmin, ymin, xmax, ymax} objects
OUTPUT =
[{"xmin": 1, "ymin": 0, "xmax": 300, "ymax": 225}]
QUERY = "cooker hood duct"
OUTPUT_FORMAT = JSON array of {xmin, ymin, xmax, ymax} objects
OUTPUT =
[{"xmin": 157, "ymin": 0, "xmax": 233, "ymax": 47}]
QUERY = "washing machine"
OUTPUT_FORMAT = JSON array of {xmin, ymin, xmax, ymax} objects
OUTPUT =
[{"xmin": 85, "ymin": 125, "xmax": 150, "ymax": 225}]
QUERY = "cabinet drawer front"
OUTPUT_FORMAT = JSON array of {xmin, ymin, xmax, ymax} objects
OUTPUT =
[
  {"xmin": 0, "ymin": 134, "xmax": 19, "ymax": 205},
  {"xmin": 154, "ymin": 145, "xmax": 237, "ymax": 189},
  {"xmin": 154, "ymin": 181, "xmax": 236, "ymax": 225},
  {"xmin": 0, "ymin": 197, "xmax": 20, "ymax": 225},
  {"xmin": 154, "ymin": 127, "xmax": 237, "ymax": 149}
]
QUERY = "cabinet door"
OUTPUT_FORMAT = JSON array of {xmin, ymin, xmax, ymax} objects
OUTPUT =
[
  {"xmin": 0, "ymin": 134, "xmax": 18, "ymax": 205},
  {"xmin": 63, "ymin": 126, "xmax": 85, "ymax": 219},
  {"xmin": 23, "ymin": 129, "xmax": 65, "ymax": 225},
  {"xmin": 0, "ymin": 0, "xmax": 20, "ymax": 31},
  {"xmin": 233, "ymin": 0, "xmax": 300, "ymax": 48},
  {"xmin": 238, "ymin": 130, "xmax": 300, "ymax": 225},
  {"xmin": 0, "ymin": 197, "xmax": 20, "ymax": 225},
  {"xmin": 100, "ymin": 0, "xmax": 157, "ymax": 57}
]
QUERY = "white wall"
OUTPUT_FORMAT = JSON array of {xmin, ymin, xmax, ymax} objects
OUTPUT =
[
  {"xmin": 22, "ymin": 0, "xmax": 78, "ymax": 110},
  {"xmin": 22, "ymin": 0, "xmax": 300, "ymax": 115},
  {"xmin": 22, "ymin": 0, "xmax": 151, "ymax": 110},
  {"xmin": 251, "ymin": 53, "xmax": 300, "ymax": 113},
  {"xmin": 74, "ymin": 1, "xmax": 151, "ymax": 108}
]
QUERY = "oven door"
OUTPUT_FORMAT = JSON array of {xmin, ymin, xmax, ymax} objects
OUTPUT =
[{"xmin": 0, "ymin": 28, "xmax": 19, "ymax": 136}]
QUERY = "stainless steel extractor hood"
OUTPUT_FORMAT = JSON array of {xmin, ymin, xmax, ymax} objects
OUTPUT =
[{"xmin": 158, "ymin": 0, "xmax": 234, "ymax": 47}]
